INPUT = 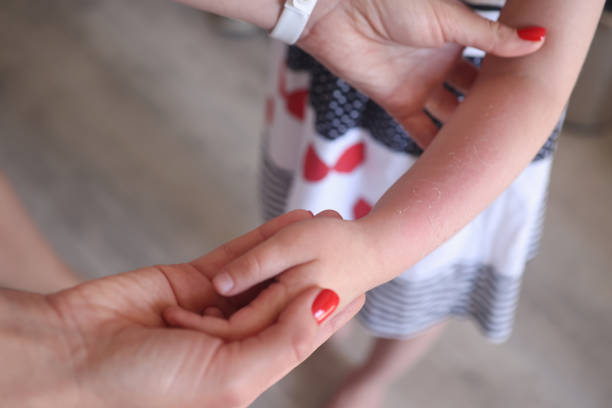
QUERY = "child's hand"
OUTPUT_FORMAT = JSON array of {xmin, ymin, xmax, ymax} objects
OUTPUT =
[{"xmin": 165, "ymin": 211, "xmax": 384, "ymax": 340}]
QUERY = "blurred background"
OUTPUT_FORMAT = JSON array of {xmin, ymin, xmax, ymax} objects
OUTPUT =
[{"xmin": 1, "ymin": 1, "xmax": 611, "ymax": 407}]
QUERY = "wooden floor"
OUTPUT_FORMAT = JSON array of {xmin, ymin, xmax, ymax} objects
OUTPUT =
[{"xmin": 1, "ymin": 2, "xmax": 611, "ymax": 407}]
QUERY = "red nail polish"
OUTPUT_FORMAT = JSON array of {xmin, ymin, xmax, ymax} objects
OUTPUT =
[
  {"xmin": 311, "ymin": 289, "xmax": 339, "ymax": 324},
  {"xmin": 518, "ymin": 26, "xmax": 546, "ymax": 42}
]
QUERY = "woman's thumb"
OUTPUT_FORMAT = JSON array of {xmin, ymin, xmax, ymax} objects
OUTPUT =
[{"xmin": 439, "ymin": 2, "xmax": 546, "ymax": 57}]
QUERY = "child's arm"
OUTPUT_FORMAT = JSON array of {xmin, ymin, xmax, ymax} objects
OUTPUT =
[
  {"xmin": 363, "ymin": 0, "xmax": 606, "ymax": 277},
  {"xmin": 169, "ymin": 0, "xmax": 605, "ymax": 338}
]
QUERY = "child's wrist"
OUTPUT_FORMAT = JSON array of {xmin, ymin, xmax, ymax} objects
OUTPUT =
[
  {"xmin": 355, "ymin": 209, "xmax": 421, "ymax": 280},
  {"xmin": 354, "ymin": 213, "xmax": 398, "ymax": 280}
]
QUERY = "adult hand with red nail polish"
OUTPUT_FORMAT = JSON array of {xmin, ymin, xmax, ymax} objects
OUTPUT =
[
  {"xmin": 293, "ymin": 0, "xmax": 547, "ymax": 148},
  {"xmin": 175, "ymin": 0, "xmax": 546, "ymax": 149},
  {"xmin": 164, "ymin": 210, "xmax": 384, "ymax": 342},
  {"xmin": 0, "ymin": 210, "xmax": 367, "ymax": 408}
]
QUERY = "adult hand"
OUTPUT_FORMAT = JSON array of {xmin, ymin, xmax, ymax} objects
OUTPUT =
[
  {"xmin": 298, "ymin": 0, "xmax": 546, "ymax": 147},
  {"xmin": 178, "ymin": 0, "xmax": 544, "ymax": 147},
  {"xmin": 2, "ymin": 210, "xmax": 364, "ymax": 408}
]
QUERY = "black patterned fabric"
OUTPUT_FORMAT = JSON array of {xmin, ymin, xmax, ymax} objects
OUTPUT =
[{"xmin": 286, "ymin": 47, "xmax": 563, "ymax": 161}]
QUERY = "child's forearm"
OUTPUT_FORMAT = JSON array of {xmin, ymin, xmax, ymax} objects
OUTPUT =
[{"xmin": 360, "ymin": 0, "xmax": 605, "ymax": 282}]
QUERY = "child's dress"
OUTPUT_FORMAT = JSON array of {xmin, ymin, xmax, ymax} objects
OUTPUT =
[{"xmin": 260, "ymin": 2, "xmax": 563, "ymax": 342}]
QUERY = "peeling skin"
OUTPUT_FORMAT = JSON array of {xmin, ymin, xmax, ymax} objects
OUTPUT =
[
  {"xmin": 363, "ymin": 0, "xmax": 602, "ymax": 280},
  {"xmin": 432, "ymin": 186, "xmax": 442, "ymax": 200},
  {"xmin": 387, "ymin": 179, "xmax": 446, "ymax": 241}
]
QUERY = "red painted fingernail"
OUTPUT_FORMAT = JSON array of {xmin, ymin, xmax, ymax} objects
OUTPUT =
[
  {"xmin": 517, "ymin": 26, "xmax": 546, "ymax": 42},
  {"xmin": 311, "ymin": 289, "xmax": 339, "ymax": 324}
]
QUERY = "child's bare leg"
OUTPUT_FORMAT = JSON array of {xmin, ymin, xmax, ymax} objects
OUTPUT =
[
  {"xmin": 0, "ymin": 174, "xmax": 80, "ymax": 293},
  {"xmin": 326, "ymin": 322, "xmax": 446, "ymax": 408}
]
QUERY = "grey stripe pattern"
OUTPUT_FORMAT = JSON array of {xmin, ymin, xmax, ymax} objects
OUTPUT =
[
  {"xmin": 527, "ymin": 187, "xmax": 549, "ymax": 261},
  {"xmin": 259, "ymin": 134, "xmax": 294, "ymax": 221},
  {"xmin": 358, "ymin": 264, "xmax": 522, "ymax": 342}
]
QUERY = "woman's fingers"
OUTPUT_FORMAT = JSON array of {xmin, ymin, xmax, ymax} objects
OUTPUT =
[
  {"xmin": 200, "ymin": 288, "xmax": 363, "ymax": 407},
  {"xmin": 446, "ymin": 58, "xmax": 479, "ymax": 95},
  {"xmin": 409, "ymin": 59, "xmax": 479, "ymax": 148},
  {"xmin": 401, "ymin": 112, "xmax": 440, "ymax": 150},
  {"xmin": 424, "ymin": 85, "xmax": 460, "ymax": 124},
  {"xmin": 165, "ymin": 282, "xmax": 292, "ymax": 341},
  {"xmin": 228, "ymin": 287, "xmax": 361, "ymax": 377},
  {"xmin": 437, "ymin": 1, "xmax": 546, "ymax": 57}
]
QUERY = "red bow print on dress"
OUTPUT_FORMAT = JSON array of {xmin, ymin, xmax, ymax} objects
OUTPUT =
[
  {"xmin": 353, "ymin": 198, "xmax": 372, "ymax": 219},
  {"xmin": 279, "ymin": 64, "xmax": 309, "ymax": 121},
  {"xmin": 303, "ymin": 142, "xmax": 366, "ymax": 182}
]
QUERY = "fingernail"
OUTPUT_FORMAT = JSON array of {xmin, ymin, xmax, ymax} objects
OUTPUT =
[
  {"xmin": 517, "ymin": 26, "xmax": 546, "ymax": 42},
  {"xmin": 213, "ymin": 273, "xmax": 234, "ymax": 294},
  {"xmin": 311, "ymin": 289, "xmax": 339, "ymax": 324}
]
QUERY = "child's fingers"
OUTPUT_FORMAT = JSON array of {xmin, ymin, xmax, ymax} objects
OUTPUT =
[
  {"xmin": 189, "ymin": 209, "xmax": 313, "ymax": 278},
  {"xmin": 400, "ymin": 113, "xmax": 439, "ymax": 149},
  {"xmin": 211, "ymin": 223, "xmax": 318, "ymax": 296},
  {"xmin": 210, "ymin": 211, "xmax": 345, "ymax": 299},
  {"xmin": 438, "ymin": 1, "xmax": 545, "ymax": 57},
  {"xmin": 314, "ymin": 209, "xmax": 343, "ymax": 219},
  {"xmin": 154, "ymin": 210, "xmax": 312, "ymax": 316}
]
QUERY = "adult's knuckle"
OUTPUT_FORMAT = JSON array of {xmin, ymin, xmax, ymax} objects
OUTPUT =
[
  {"xmin": 291, "ymin": 329, "xmax": 314, "ymax": 363},
  {"xmin": 486, "ymin": 20, "xmax": 505, "ymax": 51},
  {"xmin": 429, "ymin": 2, "xmax": 451, "ymax": 46}
]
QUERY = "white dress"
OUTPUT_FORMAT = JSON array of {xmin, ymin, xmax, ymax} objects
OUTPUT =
[{"xmin": 260, "ymin": 2, "xmax": 562, "ymax": 342}]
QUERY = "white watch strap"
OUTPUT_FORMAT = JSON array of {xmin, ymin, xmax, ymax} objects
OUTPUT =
[{"xmin": 270, "ymin": 0, "xmax": 319, "ymax": 44}]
